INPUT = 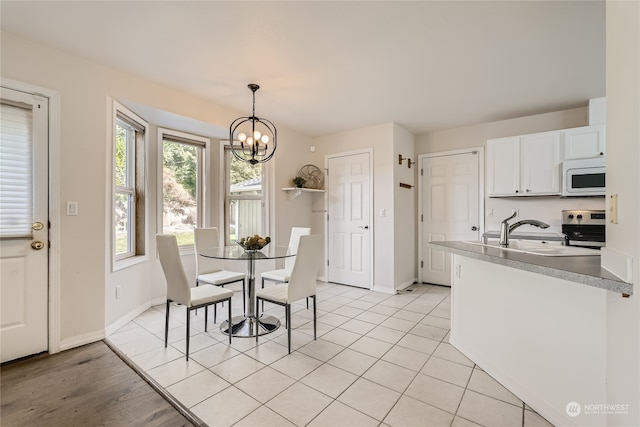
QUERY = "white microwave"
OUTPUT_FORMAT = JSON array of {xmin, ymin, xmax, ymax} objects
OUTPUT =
[{"xmin": 562, "ymin": 157, "xmax": 606, "ymax": 197}]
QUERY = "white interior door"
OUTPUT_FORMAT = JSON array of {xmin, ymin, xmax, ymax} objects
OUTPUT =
[
  {"xmin": 0, "ymin": 87, "xmax": 49, "ymax": 362},
  {"xmin": 421, "ymin": 150, "xmax": 481, "ymax": 286},
  {"xmin": 327, "ymin": 152, "xmax": 371, "ymax": 288}
]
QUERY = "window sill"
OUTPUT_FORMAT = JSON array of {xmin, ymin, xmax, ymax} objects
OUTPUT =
[{"xmin": 113, "ymin": 254, "xmax": 149, "ymax": 272}]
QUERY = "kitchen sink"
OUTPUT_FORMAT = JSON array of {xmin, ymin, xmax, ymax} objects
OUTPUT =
[{"xmin": 463, "ymin": 240, "xmax": 601, "ymax": 257}]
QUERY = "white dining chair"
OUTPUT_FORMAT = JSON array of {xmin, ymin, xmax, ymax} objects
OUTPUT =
[
  {"xmin": 256, "ymin": 234, "xmax": 323, "ymax": 353},
  {"xmin": 260, "ymin": 227, "xmax": 310, "ymax": 310},
  {"xmin": 156, "ymin": 234, "xmax": 233, "ymax": 361},
  {"xmin": 194, "ymin": 227, "xmax": 246, "ymax": 315}
]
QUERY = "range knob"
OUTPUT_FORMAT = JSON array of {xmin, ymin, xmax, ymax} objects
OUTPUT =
[
  {"xmin": 577, "ymin": 214, "xmax": 583, "ymax": 220},
  {"xmin": 568, "ymin": 214, "xmax": 574, "ymax": 219}
]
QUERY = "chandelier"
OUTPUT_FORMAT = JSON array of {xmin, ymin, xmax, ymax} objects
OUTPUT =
[{"xmin": 229, "ymin": 84, "xmax": 277, "ymax": 165}]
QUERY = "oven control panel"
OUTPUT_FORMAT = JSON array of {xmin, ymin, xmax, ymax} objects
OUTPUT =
[{"xmin": 562, "ymin": 210, "xmax": 606, "ymax": 226}]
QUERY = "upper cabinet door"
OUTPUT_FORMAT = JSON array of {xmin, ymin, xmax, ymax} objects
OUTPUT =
[
  {"xmin": 562, "ymin": 125, "xmax": 606, "ymax": 160},
  {"xmin": 487, "ymin": 137, "xmax": 520, "ymax": 197},
  {"xmin": 520, "ymin": 132, "xmax": 561, "ymax": 195}
]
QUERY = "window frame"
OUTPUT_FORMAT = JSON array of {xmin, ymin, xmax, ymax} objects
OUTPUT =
[
  {"xmin": 157, "ymin": 128, "xmax": 209, "ymax": 254},
  {"xmin": 222, "ymin": 143, "xmax": 269, "ymax": 245},
  {"xmin": 112, "ymin": 101, "xmax": 148, "ymax": 271}
]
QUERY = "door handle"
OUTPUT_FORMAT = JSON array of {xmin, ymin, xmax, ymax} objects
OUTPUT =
[
  {"xmin": 32, "ymin": 221, "xmax": 44, "ymax": 231},
  {"xmin": 471, "ymin": 226, "xmax": 478, "ymax": 231},
  {"xmin": 359, "ymin": 225, "xmax": 369, "ymax": 229},
  {"xmin": 31, "ymin": 241, "xmax": 45, "ymax": 250}
]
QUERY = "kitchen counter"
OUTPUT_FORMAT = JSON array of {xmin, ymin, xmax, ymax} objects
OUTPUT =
[{"xmin": 429, "ymin": 241, "xmax": 633, "ymax": 295}]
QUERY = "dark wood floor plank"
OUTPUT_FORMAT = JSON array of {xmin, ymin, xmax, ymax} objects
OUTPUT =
[{"xmin": 1, "ymin": 341, "xmax": 194, "ymax": 427}]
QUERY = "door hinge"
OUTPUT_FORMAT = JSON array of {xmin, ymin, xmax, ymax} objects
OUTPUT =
[
  {"xmin": 421, "ymin": 214, "xmax": 423, "ymax": 222},
  {"xmin": 421, "ymin": 168, "xmax": 424, "ymax": 176},
  {"xmin": 420, "ymin": 260, "xmax": 424, "ymax": 268},
  {"xmin": 327, "ymin": 214, "xmax": 329, "ymax": 222},
  {"xmin": 327, "ymin": 259, "xmax": 330, "ymax": 266}
]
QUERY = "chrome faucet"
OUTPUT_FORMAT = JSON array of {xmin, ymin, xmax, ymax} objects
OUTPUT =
[{"xmin": 499, "ymin": 212, "xmax": 550, "ymax": 247}]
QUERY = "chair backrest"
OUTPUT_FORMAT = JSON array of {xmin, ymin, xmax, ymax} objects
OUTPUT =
[
  {"xmin": 194, "ymin": 227, "xmax": 224, "ymax": 275},
  {"xmin": 284, "ymin": 227, "xmax": 311, "ymax": 271},
  {"xmin": 156, "ymin": 234, "xmax": 191, "ymax": 306},
  {"xmin": 288, "ymin": 234, "xmax": 323, "ymax": 302}
]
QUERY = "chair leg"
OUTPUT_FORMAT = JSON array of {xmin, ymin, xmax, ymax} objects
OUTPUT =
[
  {"xmin": 255, "ymin": 297, "xmax": 260, "ymax": 343},
  {"xmin": 186, "ymin": 308, "xmax": 191, "ymax": 361},
  {"xmin": 242, "ymin": 279, "xmax": 246, "ymax": 315},
  {"xmin": 214, "ymin": 303, "xmax": 217, "ymax": 324},
  {"xmin": 205, "ymin": 306, "xmax": 208, "ymax": 332},
  {"xmin": 260, "ymin": 279, "xmax": 264, "ymax": 313},
  {"xmin": 306, "ymin": 297, "xmax": 309, "ymax": 309},
  {"xmin": 307, "ymin": 295, "xmax": 316, "ymax": 340},
  {"xmin": 165, "ymin": 300, "xmax": 170, "ymax": 348},
  {"xmin": 227, "ymin": 298, "xmax": 232, "ymax": 345},
  {"xmin": 286, "ymin": 303, "xmax": 291, "ymax": 354}
]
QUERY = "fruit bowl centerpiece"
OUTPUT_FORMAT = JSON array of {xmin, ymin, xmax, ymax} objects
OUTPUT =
[{"xmin": 236, "ymin": 234, "xmax": 271, "ymax": 251}]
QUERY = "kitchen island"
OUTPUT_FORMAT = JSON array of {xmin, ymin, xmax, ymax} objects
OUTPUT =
[{"xmin": 430, "ymin": 241, "xmax": 633, "ymax": 427}]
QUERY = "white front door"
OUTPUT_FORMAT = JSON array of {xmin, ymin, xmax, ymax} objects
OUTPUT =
[
  {"xmin": 420, "ymin": 150, "xmax": 481, "ymax": 286},
  {"xmin": 0, "ymin": 87, "xmax": 49, "ymax": 362},
  {"xmin": 327, "ymin": 152, "xmax": 371, "ymax": 288}
]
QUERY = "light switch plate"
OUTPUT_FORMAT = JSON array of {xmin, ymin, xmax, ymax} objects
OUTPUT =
[{"xmin": 66, "ymin": 201, "xmax": 78, "ymax": 216}]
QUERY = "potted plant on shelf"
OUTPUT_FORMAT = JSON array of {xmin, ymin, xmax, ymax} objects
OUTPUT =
[{"xmin": 292, "ymin": 176, "xmax": 306, "ymax": 188}]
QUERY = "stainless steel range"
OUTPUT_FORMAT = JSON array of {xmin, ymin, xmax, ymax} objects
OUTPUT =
[{"xmin": 561, "ymin": 210, "xmax": 606, "ymax": 248}]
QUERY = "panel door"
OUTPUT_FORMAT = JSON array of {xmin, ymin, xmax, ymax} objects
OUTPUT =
[
  {"xmin": 327, "ymin": 152, "xmax": 371, "ymax": 288},
  {"xmin": 0, "ymin": 87, "xmax": 49, "ymax": 362},
  {"xmin": 421, "ymin": 151, "xmax": 480, "ymax": 286}
]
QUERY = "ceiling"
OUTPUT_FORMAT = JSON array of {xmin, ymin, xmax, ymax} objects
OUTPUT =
[{"xmin": 1, "ymin": 1, "xmax": 605, "ymax": 138}]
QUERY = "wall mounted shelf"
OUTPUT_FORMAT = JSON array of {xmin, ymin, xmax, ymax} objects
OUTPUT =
[{"xmin": 281, "ymin": 187, "xmax": 326, "ymax": 200}]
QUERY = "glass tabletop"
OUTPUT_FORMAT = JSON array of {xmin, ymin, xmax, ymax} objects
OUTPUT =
[{"xmin": 199, "ymin": 245, "xmax": 294, "ymax": 260}]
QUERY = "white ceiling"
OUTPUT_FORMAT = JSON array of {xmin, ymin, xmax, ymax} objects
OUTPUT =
[{"xmin": 1, "ymin": 1, "xmax": 605, "ymax": 138}]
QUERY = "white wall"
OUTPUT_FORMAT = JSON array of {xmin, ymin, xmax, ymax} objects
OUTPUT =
[
  {"xmin": 604, "ymin": 1, "xmax": 640, "ymax": 425},
  {"xmin": 415, "ymin": 106, "xmax": 606, "ymax": 232}
]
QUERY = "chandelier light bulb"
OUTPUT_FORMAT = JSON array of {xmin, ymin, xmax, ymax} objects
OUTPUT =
[
  {"xmin": 261, "ymin": 135, "xmax": 269, "ymax": 144},
  {"xmin": 246, "ymin": 136, "xmax": 254, "ymax": 145},
  {"xmin": 238, "ymin": 132, "xmax": 247, "ymax": 142},
  {"xmin": 253, "ymin": 130, "xmax": 262, "ymax": 140}
]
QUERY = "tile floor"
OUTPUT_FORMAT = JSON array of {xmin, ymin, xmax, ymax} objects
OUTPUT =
[{"xmin": 108, "ymin": 282, "xmax": 554, "ymax": 427}]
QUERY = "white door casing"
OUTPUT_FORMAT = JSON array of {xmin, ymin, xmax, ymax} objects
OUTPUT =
[
  {"xmin": 0, "ymin": 87, "xmax": 49, "ymax": 362},
  {"xmin": 419, "ymin": 149, "xmax": 483, "ymax": 286},
  {"xmin": 327, "ymin": 151, "xmax": 372, "ymax": 289}
]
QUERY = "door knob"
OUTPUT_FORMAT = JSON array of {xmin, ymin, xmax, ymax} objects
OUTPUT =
[
  {"xmin": 32, "ymin": 221, "xmax": 44, "ymax": 231},
  {"xmin": 471, "ymin": 226, "xmax": 478, "ymax": 231},
  {"xmin": 31, "ymin": 241, "xmax": 45, "ymax": 250},
  {"xmin": 359, "ymin": 225, "xmax": 369, "ymax": 229}
]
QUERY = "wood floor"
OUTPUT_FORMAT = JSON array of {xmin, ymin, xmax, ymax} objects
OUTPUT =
[{"xmin": 1, "ymin": 341, "xmax": 195, "ymax": 427}]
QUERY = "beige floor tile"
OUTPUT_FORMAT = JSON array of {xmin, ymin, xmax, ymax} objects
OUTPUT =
[
  {"xmin": 328, "ymin": 347, "xmax": 378, "ymax": 376},
  {"xmin": 332, "ymin": 305, "xmax": 365, "ymax": 318},
  {"xmin": 349, "ymin": 336, "xmax": 394, "ymax": 358},
  {"xmin": 380, "ymin": 316, "xmax": 417, "ymax": 332},
  {"xmin": 433, "ymin": 342, "xmax": 474, "ymax": 367},
  {"xmin": 189, "ymin": 341, "xmax": 240, "ymax": 368},
  {"xmin": 191, "ymin": 386, "xmax": 261, "ymax": 427},
  {"xmin": 318, "ymin": 312, "xmax": 351, "ymax": 327},
  {"xmin": 235, "ymin": 366, "xmax": 295, "ymax": 404},
  {"xmin": 451, "ymin": 416, "xmax": 483, "ymax": 427},
  {"xmin": 354, "ymin": 310, "xmax": 389, "ymax": 325},
  {"xmin": 382, "ymin": 345, "xmax": 430, "ymax": 372},
  {"xmin": 298, "ymin": 338, "xmax": 345, "ymax": 362},
  {"xmin": 420, "ymin": 314, "xmax": 452, "ymax": 330},
  {"xmin": 421, "ymin": 356, "xmax": 473, "ymax": 388},
  {"xmin": 265, "ymin": 382, "xmax": 333, "ymax": 426},
  {"xmin": 396, "ymin": 333, "xmax": 440, "ymax": 355},
  {"xmin": 130, "ymin": 345, "xmax": 184, "ymax": 371},
  {"xmin": 244, "ymin": 340, "xmax": 289, "ymax": 365},
  {"xmin": 172, "ymin": 332, "xmax": 219, "ymax": 355},
  {"xmin": 467, "ymin": 368, "xmax": 522, "ymax": 407},
  {"xmin": 308, "ymin": 400, "xmax": 379, "ymax": 427},
  {"xmin": 430, "ymin": 305, "xmax": 451, "ymax": 319},
  {"xmin": 210, "ymin": 353, "xmax": 265, "ymax": 384},
  {"xmin": 366, "ymin": 325, "xmax": 405, "ymax": 344},
  {"xmin": 368, "ymin": 304, "xmax": 399, "ymax": 316},
  {"xmin": 340, "ymin": 318, "xmax": 377, "ymax": 335},
  {"xmin": 404, "ymin": 373, "xmax": 465, "ymax": 414},
  {"xmin": 322, "ymin": 328, "xmax": 362, "ymax": 347},
  {"xmin": 392, "ymin": 309, "xmax": 425, "ymax": 323},
  {"xmin": 234, "ymin": 406, "xmax": 297, "ymax": 427},
  {"xmin": 524, "ymin": 409, "xmax": 554, "ymax": 427},
  {"xmin": 337, "ymin": 377, "xmax": 401, "ymax": 421},
  {"xmin": 146, "ymin": 357, "xmax": 206, "ymax": 388},
  {"xmin": 409, "ymin": 323, "xmax": 449, "ymax": 341},
  {"xmin": 384, "ymin": 395, "xmax": 455, "ymax": 427},
  {"xmin": 348, "ymin": 299, "xmax": 377, "ymax": 311},
  {"xmin": 301, "ymin": 363, "xmax": 358, "ymax": 398},
  {"xmin": 270, "ymin": 351, "xmax": 324, "ymax": 380},
  {"xmin": 457, "ymin": 390, "xmax": 523, "ymax": 427},
  {"xmin": 165, "ymin": 370, "xmax": 229, "ymax": 408},
  {"xmin": 363, "ymin": 359, "xmax": 417, "ymax": 393}
]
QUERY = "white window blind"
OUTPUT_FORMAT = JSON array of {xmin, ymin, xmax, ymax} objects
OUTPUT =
[{"xmin": 0, "ymin": 102, "xmax": 33, "ymax": 238}]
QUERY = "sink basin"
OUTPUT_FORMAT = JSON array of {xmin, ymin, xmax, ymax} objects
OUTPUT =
[{"xmin": 463, "ymin": 240, "xmax": 600, "ymax": 257}]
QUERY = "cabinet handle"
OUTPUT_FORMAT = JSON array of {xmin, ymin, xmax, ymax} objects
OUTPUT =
[
  {"xmin": 600, "ymin": 152, "xmax": 604, "ymax": 156},
  {"xmin": 515, "ymin": 190, "xmax": 519, "ymax": 193},
  {"xmin": 526, "ymin": 189, "xmax": 531, "ymax": 193}
]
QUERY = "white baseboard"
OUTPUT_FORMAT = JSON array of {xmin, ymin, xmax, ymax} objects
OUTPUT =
[
  {"xmin": 396, "ymin": 279, "xmax": 418, "ymax": 292},
  {"xmin": 105, "ymin": 301, "xmax": 154, "ymax": 337},
  {"xmin": 59, "ymin": 330, "xmax": 105, "ymax": 352}
]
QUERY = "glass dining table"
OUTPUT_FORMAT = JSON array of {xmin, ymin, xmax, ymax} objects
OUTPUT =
[{"xmin": 198, "ymin": 245, "xmax": 294, "ymax": 338}]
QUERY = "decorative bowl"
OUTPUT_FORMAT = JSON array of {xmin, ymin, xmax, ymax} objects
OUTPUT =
[{"xmin": 236, "ymin": 235, "xmax": 271, "ymax": 251}]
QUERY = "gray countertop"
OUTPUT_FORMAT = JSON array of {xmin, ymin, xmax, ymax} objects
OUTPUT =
[{"xmin": 429, "ymin": 241, "xmax": 633, "ymax": 296}]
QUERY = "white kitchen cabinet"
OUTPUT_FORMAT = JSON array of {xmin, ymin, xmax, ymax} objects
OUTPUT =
[
  {"xmin": 562, "ymin": 124, "xmax": 606, "ymax": 160},
  {"xmin": 487, "ymin": 131, "xmax": 561, "ymax": 197}
]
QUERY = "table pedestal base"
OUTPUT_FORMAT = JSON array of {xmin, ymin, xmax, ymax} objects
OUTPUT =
[{"xmin": 220, "ymin": 314, "xmax": 281, "ymax": 337}]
